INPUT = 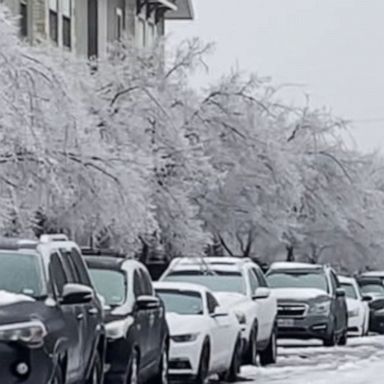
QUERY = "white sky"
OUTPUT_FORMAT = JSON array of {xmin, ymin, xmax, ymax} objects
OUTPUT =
[{"xmin": 167, "ymin": 0, "xmax": 384, "ymax": 152}]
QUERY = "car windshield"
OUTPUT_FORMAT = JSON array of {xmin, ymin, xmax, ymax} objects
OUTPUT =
[
  {"xmin": 340, "ymin": 283, "xmax": 358, "ymax": 299},
  {"xmin": 156, "ymin": 289, "xmax": 204, "ymax": 315},
  {"xmin": 164, "ymin": 270, "xmax": 245, "ymax": 294},
  {"xmin": 359, "ymin": 283, "xmax": 384, "ymax": 296},
  {"xmin": 89, "ymin": 268, "xmax": 126, "ymax": 307},
  {"xmin": 267, "ymin": 270, "xmax": 329, "ymax": 293},
  {"xmin": 0, "ymin": 251, "xmax": 46, "ymax": 298}
]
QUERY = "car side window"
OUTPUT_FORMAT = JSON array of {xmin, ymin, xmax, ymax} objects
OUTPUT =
[
  {"xmin": 49, "ymin": 252, "xmax": 68, "ymax": 298},
  {"xmin": 253, "ymin": 267, "xmax": 268, "ymax": 288},
  {"xmin": 140, "ymin": 268, "xmax": 154, "ymax": 296},
  {"xmin": 133, "ymin": 270, "xmax": 143, "ymax": 298},
  {"xmin": 70, "ymin": 248, "xmax": 92, "ymax": 286},
  {"xmin": 206, "ymin": 292, "xmax": 219, "ymax": 314},
  {"xmin": 248, "ymin": 269, "xmax": 260, "ymax": 294}
]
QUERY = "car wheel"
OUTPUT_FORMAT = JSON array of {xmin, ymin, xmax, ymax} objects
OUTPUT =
[
  {"xmin": 150, "ymin": 344, "xmax": 168, "ymax": 384},
  {"xmin": 220, "ymin": 336, "xmax": 242, "ymax": 383},
  {"xmin": 127, "ymin": 350, "xmax": 139, "ymax": 384},
  {"xmin": 245, "ymin": 325, "xmax": 258, "ymax": 365},
  {"xmin": 259, "ymin": 327, "xmax": 277, "ymax": 366},
  {"xmin": 323, "ymin": 325, "xmax": 336, "ymax": 347},
  {"xmin": 338, "ymin": 329, "xmax": 348, "ymax": 346},
  {"xmin": 87, "ymin": 352, "xmax": 103, "ymax": 384},
  {"xmin": 194, "ymin": 342, "xmax": 210, "ymax": 384},
  {"xmin": 51, "ymin": 363, "xmax": 64, "ymax": 384}
]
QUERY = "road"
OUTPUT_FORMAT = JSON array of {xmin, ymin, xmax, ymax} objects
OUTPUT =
[{"xmin": 237, "ymin": 336, "xmax": 384, "ymax": 384}]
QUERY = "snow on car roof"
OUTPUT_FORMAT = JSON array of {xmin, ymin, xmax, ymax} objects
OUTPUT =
[
  {"xmin": 338, "ymin": 275, "xmax": 357, "ymax": 284},
  {"xmin": 361, "ymin": 271, "xmax": 384, "ymax": 278},
  {"xmin": 154, "ymin": 281, "xmax": 209, "ymax": 294},
  {"xmin": 269, "ymin": 262, "xmax": 323, "ymax": 271}
]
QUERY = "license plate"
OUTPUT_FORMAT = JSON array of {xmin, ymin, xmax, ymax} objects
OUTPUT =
[{"xmin": 278, "ymin": 318, "xmax": 295, "ymax": 327}]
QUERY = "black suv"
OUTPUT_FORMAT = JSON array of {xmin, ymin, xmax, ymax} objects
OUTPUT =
[
  {"xmin": 266, "ymin": 262, "xmax": 348, "ymax": 346},
  {"xmin": 84, "ymin": 249, "xmax": 169, "ymax": 384},
  {"xmin": 0, "ymin": 235, "xmax": 105, "ymax": 384}
]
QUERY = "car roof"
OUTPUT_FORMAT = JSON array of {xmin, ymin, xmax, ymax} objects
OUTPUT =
[
  {"xmin": 268, "ymin": 262, "xmax": 324, "ymax": 271},
  {"xmin": 154, "ymin": 281, "xmax": 208, "ymax": 294},
  {"xmin": 360, "ymin": 271, "xmax": 384, "ymax": 278},
  {"xmin": 338, "ymin": 275, "xmax": 357, "ymax": 284},
  {"xmin": 84, "ymin": 256, "xmax": 139, "ymax": 271}
]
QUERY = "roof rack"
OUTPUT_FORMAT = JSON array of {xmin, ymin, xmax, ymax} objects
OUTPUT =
[
  {"xmin": 40, "ymin": 234, "xmax": 69, "ymax": 243},
  {"xmin": 81, "ymin": 247, "xmax": 127, "ymax": 259}
]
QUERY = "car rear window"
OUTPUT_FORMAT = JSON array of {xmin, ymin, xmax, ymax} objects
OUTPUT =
[
  {"xmin": 156, "ymin": 289, "xmax": 204, "ymax": 315},
  {"xmin": 89, "ymin": 268, "xmax": 126, "ymax": 307},
  {"xmin": 0, "ymin": 251, "xmax": 46, "ymax": 298}
]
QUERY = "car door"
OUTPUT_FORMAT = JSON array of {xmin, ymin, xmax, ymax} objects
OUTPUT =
[
  {"xmin": 49, "ymin": 252, "xmax": 84, "ymax": 382},
  {"xmin": 133, "ymin": 268, "xmax": 151, "ymax": 370},
  {"xmin": 206, "ymin": 291, "xmax": 232, "ymax": 370},
  {"xmin": 253, "ymin": 267, "xmax": 276, "ymax": 341},
  {"xmin": 139, "ymin": 267, "xmax": 164, "ymax": 364},
  {"xmin": 63, "ymin": 247, "xmax": 102, "ymax": 375}
]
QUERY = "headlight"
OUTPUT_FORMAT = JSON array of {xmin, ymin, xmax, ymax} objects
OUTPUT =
[
  {"xmin": 106, "ymin": 317, "xmax": 134, "ymax": 340},
  {"xmin": 348, "ymin": 308, "xmax": 360, "ymax": 318},
  {"xmin": 308, "ymin": 301, "xmax": 331, "ymax": 315},
  {"xmin": 171, "ymin": 333, "xmax": 199, "ymax": 343},
  {"xmin": 0, "ymin": 320, "xmax": 47, "ymax": 348},
  {"xmin": 235, "ymin": 311, "xmax": 247, "ymax": 325}
]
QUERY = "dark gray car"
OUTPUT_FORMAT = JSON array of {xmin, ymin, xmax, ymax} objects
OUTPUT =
[{"xmin": 266, "ymin": 262, "xmax": 348, "ymax": 346}]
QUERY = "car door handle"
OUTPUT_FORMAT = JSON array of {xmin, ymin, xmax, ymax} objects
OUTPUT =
[
  {"xmin": 88, "ymin": 308, "xmax": 98, "ymax": 316},
  {"xmin": 77, "ymin": 313, "xmax": 84, "ymax": 321}
]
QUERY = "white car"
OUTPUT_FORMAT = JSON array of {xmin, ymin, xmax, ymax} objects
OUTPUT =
[
  {"xmin": 160, "ymin": 257, "xmax": 278, "ymax": 366},
  {"xmin": 339, "ymin": 276, "xmax": 370, "ymax": 337},
  {"xmin": 154, "ymin": 282, "xmax": 242, "ymax": 383}
]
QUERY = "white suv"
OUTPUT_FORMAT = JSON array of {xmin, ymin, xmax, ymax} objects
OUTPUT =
[{"xmin": 160, "ymin": 257, "xmax": 278, "ymax": 366}]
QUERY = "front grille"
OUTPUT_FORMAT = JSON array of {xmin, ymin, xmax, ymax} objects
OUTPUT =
[
  {"xmin": 278, "ymin": 303, "xmax": 308, "ymax": 318},
  {"xmin": 169, "ymin": 359, "xmax": 192, "ymax": 370}
]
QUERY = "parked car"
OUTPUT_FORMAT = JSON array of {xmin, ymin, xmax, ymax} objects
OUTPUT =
[
  {"xmin": 154, "ymin": 281, "xmax": 242, "ymax": 383},
  {"xmin": 84, "ymin": 250, "xmax": 169, "ymax": 384},
  {"xmin": 266, "ymin": 262, "xmax": 348, "ymax": 346},
  {"xmin": 338, "ymin": 276, "xmax": 370, "ymax": 336},
  {"xmin": 356, "ymin": 275, "xmax": 384, "ymax": 334},
  {"xmin": 160, "ymin": 257, "xmax": 278, "ymax": 366},
  {"xmin": 0, "ymin": 235, "xmax": 105, "ymax": 384}
]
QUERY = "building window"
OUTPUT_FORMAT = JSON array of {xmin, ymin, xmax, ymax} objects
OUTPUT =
[
  {"xmin": 49, "ymin": 0, "xmax": 58, "ymax": 44},
  {"xmin": 20, "ymin": 0, "xmax": 28, "ymax": 37},
  {"xmin": 147, "ymin": 22, "xmax": 156, "ymax": 48},
  {"xmin": 137, "ymin": 17, "xmax": 146, "ymax": 48},
  {"xmin": 62, "ymin": 0, "xmax": 72, "ymax": 48},
  {"xmin": 116, "ymin": 8, "xmax": 123, "ymax": 41}
]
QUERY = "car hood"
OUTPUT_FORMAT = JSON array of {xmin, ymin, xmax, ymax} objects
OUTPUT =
[
  {"xmin": 166, "ymin": 312, "xmax": 207, "ymax": 336},
  {"xmin": 213, "ymin": 292, "xmax": 249, "ymax": 309},
  {"xmin": 273, "ymin": 288, "xmax": 330, "ymax": 302}
]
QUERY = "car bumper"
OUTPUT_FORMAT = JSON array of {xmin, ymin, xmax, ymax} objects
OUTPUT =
[
  {"xmin": 0, "ymin": 342, "xmax": 53, "ymax": 384},
  {"xmin": 347, "ymin": 315, "xmax": 363, "ymax": 336},
  {"xmin": 168, "ymin": 339, "xmax": 203, "ymax": 377},
  {"xmin": 277, "ymin": 315, "xmax": 333, "ymax": 340},
  {"xmin": 369, "ymin": 312, "xmax": 384, "ymax": 334},
  {"xmin": 103, "ymin": 338, "xmax": 131, "ymax": 384}
]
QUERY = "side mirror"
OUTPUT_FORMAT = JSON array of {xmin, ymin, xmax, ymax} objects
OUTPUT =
[
  {"xmin": 336, "ymin": 288, "xmax": 346, "ymax": 298},
  {"xmin": 136, "ymin": 295, "xmax": 160, "ymax": 311},
  {"xmin": 362, "ymin": 295, "xmax": 373, "ymax": 302},
  {"xmin": 61, "ymin": 284, "xmax": 94, "ymax": 305},
  {"xmin": 212, "ymin": 306, "xmax": 228, "ymax": 318},
  {"xmin": 253, "ymin": 287, "xmax": 271, "ymax": 300}
]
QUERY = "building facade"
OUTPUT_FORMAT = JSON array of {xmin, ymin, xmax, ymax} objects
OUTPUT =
[{"xmin": 1, "ymin": 0, "xmax": 193, "ymax": 57}]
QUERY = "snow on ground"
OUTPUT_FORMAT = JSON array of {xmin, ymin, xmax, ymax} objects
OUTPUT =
[{"xmin": 238, "ymin": 336, "xmax": 384, "ymax": 384}]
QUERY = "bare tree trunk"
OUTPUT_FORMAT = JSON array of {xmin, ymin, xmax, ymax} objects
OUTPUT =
[{"xmin": 286, "ymin": 245, "xmax": 295, "ymax": 262}]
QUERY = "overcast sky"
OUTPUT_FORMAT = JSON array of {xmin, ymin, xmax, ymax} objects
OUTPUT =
[{"xmin": 167, "ymin": 0, "xmax": 384, "ymax": 152}]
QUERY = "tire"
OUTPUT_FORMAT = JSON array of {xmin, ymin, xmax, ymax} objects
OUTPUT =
[
  {"xmin": 338, "ymin": 329, "xmax": 348, "ymax": 346},
  {"xmin": 150, "ymin": 344, "xmax": 168, "ymax": 384},
  {"xmin": 50, "ymin": 363, "xmax": 64, "ymax": 384},
  {"xmin": 86, "ymin": 352, "xmax": 103, "ymax": 384},
  {"xmin": 194, "ymin": 343, "xmax": 210, "ymax": 384},
  {"xmin": 220, "ymin": 337, "xmax": 242, "ymax": 383},
  {"xmin": 259, "ymin": 327, "xmax": 277, "ymax": 366},
  {"xmin": 323, "ymin": 325, "xmax": 336, "ymax": 347},
  {"xmin": 127, "ymin": 350, "xmax": 139, "ymax": 384},
  {"xmin": 244, "ymin": 325, "xmax": 258, "ymax": 365}
]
